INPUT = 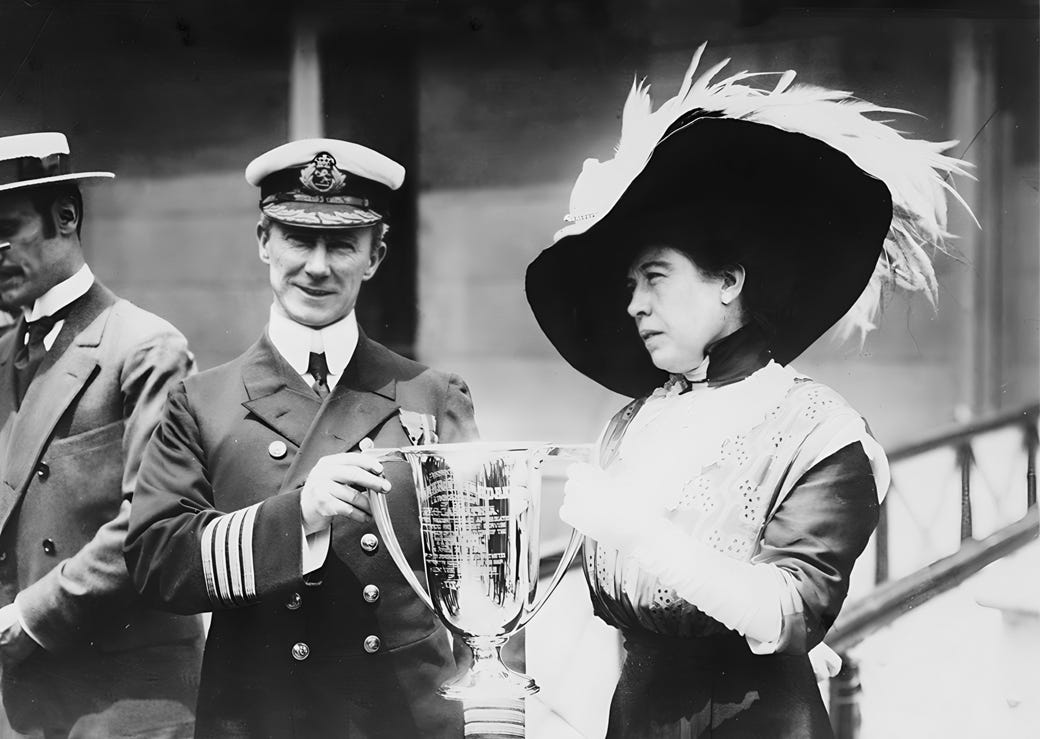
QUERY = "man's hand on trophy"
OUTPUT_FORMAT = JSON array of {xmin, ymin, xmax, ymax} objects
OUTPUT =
[
  {"xmin": 300, "ymin": 453, "xmax": 391, "ymax": 535},
  {"xmin": 560, "ymin": 463, "xmax": 664, "ymax": 552}
]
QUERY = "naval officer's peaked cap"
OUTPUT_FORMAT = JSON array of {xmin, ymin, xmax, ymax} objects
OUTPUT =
[{"xmin": 246, "ymin": 138, "xmax": 405, "ymax": 229}]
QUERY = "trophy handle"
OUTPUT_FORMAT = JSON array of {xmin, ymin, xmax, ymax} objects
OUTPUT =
[
  {"xmin": 369, "ymin": 489, "xmax": 435, "ymax": 612},
  {"xmin": 517, "ymin": 526, "xmax": 583, "ymax": 629},
  {"xmin": 515, "ymin": 442, "xmax": 593, "ymax": 629}
]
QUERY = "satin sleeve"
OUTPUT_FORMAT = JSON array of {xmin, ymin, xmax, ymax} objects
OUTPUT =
[{"xmin": 753, "ymin": 441, "xmax": 879, "ymax": 654}]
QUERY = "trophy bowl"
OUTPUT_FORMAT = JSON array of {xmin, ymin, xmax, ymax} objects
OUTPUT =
[{"xmin": 367, "ymin": 441, "xmax": 591, "ymax": 701}]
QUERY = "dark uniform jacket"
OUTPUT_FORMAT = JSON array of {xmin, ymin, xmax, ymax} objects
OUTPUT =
[
  {"xmin": 125, "ymin": 330, "xmax": 479, "ymax": 738},
  {"xmin": 0, "ymin": 282, "xmax": 204, "ymax": 735}
]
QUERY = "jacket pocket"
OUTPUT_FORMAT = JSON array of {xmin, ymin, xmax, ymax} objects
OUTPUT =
[{"xmin": 16, "ymin": 420, "xmax": 126, "ymax": 585}]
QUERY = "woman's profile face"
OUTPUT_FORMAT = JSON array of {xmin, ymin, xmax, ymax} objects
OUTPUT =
[{"xmin": 626, "ymin": 245, "xmax": 737, "ymax": 374}]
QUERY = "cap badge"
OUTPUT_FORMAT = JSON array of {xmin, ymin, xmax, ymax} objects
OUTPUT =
[{"xmin": 300, "ymin": 152, "xmax": 346, "ymax": 195}]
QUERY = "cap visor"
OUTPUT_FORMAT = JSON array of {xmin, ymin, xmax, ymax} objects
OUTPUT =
[{"xmin": 262, "ymin": 202, "xmax": 382, "ymax": 228}]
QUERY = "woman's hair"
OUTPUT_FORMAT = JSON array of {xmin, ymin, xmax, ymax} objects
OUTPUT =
[{"xmin": 637, "ymin": 207, "xmax": 797, "ymax": 337}]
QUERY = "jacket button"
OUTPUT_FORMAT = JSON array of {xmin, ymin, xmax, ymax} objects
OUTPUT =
[
  {"xmin": 41, "ymin": 539, "xmax": 56, "ymax": 555},
  {"xmin": 268, "ymin": 441, "xmax": 287, "ymax": 459},
  {"xmin": 360, "ymin": 533, "xmax": 379, "ymax": 554},
  {"xmin": 286, "ymin": 592, "xmax": 302, "ymax": 611},
  {"xmin": 0, "ymin": 551, "xmax": 7, "ymax": 563},
  {"xmin": 362, "ymin": 584, "xmax": 380, "ymax": 603},
  {"xmin": 291, "ymin": 642, "xmax": 310, "ymax": 661},
  {"xmin": 35, "ymin": 462, "xmax": 49, "ymax": 481},
  {"xmin": 363, "ymin": 635, "xmax": 381, "ymax": 654}
]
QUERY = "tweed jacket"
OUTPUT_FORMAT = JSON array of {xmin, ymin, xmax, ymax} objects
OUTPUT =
[
  {"xmin": 0, "ymin": 281, "xmax": 204, "ymax": 734},
  {"xmin": 125, "ymin": 330, "xmax": 479, "ymax": 738}
]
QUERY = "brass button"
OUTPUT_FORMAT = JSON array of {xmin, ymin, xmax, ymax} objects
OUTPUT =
[
  {"xmin": 35, "ymin": 462, "xmax": 49, "ymax": 481},
  {"xmin": 0, "ymin": 551, "xmax": 7, "ymax": 563},
  {"xmin": 363, "ymin": 635, "xmax": 381, "ymax": 654},
  {"xmin": 360, "ymin": 533, "xmax": 379, "ymax": 554},
  {"xmin": 362, "ymin": 584, "xmax": 380, "ymax": 603},
  {"xmin": 268, "ymin": 441, "xmax": 287, "ymax": 459},
  {"xmin": 291, "ymin": 642, "xmax": 310, "ymax": 661},
  {"xmin": 286, "ymin": 592, "xmax": 302, "ymax": 611},
  {"xmin": 41, "ymin": 539, "xmax": 56, "ymax": 555}
]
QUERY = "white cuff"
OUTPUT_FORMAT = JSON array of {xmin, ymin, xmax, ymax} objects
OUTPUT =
[
  {"xmin": 301, "ymin": 524, "xmax": 331, "ymax": 575},
  {"xmin": 9, "ymin": 596, "xmax": 42, "ymax": 647}
]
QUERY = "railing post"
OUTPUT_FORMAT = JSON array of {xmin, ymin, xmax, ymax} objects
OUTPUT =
[
  {"xmin": 958, "ymin": 442, "xmax": 974, "ymax": 541},
  {"xmin": 874, "ymin": 499, "xmax": 889, "ymax": 585},
  {"xmin": 1025, "ymin": 415, "xmax": 1037, "ymax": 509},
  {"xmin": 829, "ymin": 654, "xmax": 862, "ymax": 739}
]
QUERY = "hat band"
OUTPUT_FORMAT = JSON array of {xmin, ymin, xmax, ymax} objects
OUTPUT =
[
  {"xmin": 0, "ymin": 153, "xmax": 72, "ymax": 188},
  {"xmin": 261, "ymin": 192, "xmax": 370, "ymax": 208}
]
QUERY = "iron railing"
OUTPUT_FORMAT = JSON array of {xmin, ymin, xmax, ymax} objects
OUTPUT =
[{"xmin": 826, "ymin": 402, "xmax": 1039, "ymax": 737}]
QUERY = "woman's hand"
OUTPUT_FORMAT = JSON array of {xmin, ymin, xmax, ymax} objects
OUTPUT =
[{"xmin": 559, "ymin": 463, "xmax": 666, "ymax": 551}]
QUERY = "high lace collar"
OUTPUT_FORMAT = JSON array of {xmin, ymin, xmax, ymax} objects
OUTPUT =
[{"xmin": 673, "ymin": 323, "xmax": 774, "ymax": 389}]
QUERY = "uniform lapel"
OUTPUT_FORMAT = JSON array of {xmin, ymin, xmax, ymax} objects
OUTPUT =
[
  {"xmin": 278, "ymin": 333, "xmax": 399, "ymax": 494},
  {"xmin": 0, "ymin": 284, "xmax": 117, "ymax": 533},
  {"xmin": 241, "ymin": 331, "xmax": 322, "ymax": 449}
]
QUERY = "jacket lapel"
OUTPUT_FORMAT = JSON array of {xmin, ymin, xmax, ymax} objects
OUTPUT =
[
  {"xmin": 278, "ymin": 334, "xmax": 399, "ymax": 494},
  {"xmin": 0, "ymin": 327, "xmax": 20, "ymax": 438},
  {"xmin": 241, "ymin": 332, "xmax": 323, "ymax": 449},
  {"xmin": 0, "ymin": 285, "xmax": 117, "ymax": 532}
]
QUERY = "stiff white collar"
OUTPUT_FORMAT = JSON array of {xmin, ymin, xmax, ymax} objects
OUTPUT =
[
  {"xmin": 23, "ymin": 264, "xmax": 94, "ymax": 322},
  {"xmin": 267, "ymin": 305, "xmax": 359, "ymax": 386},
  {"xmin": 683, "ymin": 355, "xmax": 710, "ymax": 383}
]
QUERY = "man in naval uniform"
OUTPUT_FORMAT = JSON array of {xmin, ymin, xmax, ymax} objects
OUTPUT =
[
  {"xmin": 0, "ymin": 132, "xmax": 203, "ymax": 737},
  {"xmin": 125, "ymin": 139, "xmax": 478, "ymax": 738}
]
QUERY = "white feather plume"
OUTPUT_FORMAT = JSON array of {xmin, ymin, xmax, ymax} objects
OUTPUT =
[{"xmin": 556, "ymin": 42, "xmax": 977, "ymax": 342}]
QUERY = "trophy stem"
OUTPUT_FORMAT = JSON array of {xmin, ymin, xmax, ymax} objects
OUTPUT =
[{"xmin": 439, "ymin": 636, "xmax": 539, "ymax": 701}]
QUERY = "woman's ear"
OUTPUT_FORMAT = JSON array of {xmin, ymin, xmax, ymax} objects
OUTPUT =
[{"xmin": 720, "ymin": 265, "xmax": 746, "ymax": 305}]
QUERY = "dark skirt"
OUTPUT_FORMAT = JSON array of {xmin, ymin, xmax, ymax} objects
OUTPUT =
[{"xmin": 606, "ymin": 631, "xmax": 833, "ymax": 739}]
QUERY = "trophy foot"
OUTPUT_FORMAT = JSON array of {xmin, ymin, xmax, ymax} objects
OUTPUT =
[{"xmin": 440, "ymin": 636, "xmax": 540, "ymax": 701}]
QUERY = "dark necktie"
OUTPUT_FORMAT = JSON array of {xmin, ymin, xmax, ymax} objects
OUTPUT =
[
  {"xmin": 13, "ymin": 309, "xmax": 69, "ymax": 405},
  {"xmin": 307, "ymin": 352, "xmax": 330, "ymax": 399}
]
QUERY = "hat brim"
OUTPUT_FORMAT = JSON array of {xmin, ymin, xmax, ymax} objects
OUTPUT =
[
  {"xmin": 261, "ymin": 201, "xmax": 383, "ymax": 229},
  {"xmin": 525, "ymin": 117, "xmax": 892, "ymax": 398},
  {"xmin": 0, "ymin": 172, "xmax": 115, "ymax": 194}
]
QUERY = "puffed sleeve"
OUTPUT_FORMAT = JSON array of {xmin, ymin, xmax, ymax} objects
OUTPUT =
[
  {"xmin": 753, "ymin": 441, "xmax": 879, "ymax": 653},
  {"xmin": 626, "ymin": 442, "xmax": 878, "ymax": 654}
]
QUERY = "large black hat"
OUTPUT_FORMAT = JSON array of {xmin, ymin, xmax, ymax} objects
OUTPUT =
[{"xmin": 525, "ymin": 46, "xmax": 973, "ymax": 398}]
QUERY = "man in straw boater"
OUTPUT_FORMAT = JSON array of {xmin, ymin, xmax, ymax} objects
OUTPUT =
[
  {"xmin": 525, "ymin": 45, "xmax": 973, "ymax": 737},
  {"xmin": 0, "ymin": 132, "xmax": 203, "ymax": 736},
  {"xmin": 125, "ymin": 139, "xmax": 479, "ymax": 737}
]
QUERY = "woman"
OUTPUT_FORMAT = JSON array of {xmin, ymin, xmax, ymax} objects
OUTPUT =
[{"xmin": 525, "ymin": 46, "xmax": 972, "ymax": 738}]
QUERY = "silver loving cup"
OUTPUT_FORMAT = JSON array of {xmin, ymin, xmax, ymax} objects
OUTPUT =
[{"xmin": 367, "ymin": 441, "xmax": 591, "ymax": 701}]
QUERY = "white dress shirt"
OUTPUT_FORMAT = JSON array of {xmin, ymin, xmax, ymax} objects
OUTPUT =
[
  {"xmin": 266, "ymin": 305, "xmax": 359, "ymax": 392},
  {"xmin": 21, "ymin": 264, "xmax": 95, "ymax": 350},
  {"xmin": 266, "ymin": 305, "xmax": 361, "ymax": 574}
]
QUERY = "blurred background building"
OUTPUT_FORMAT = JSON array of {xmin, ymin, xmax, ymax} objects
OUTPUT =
[{"xmin": 1, "ymin": 1, "xmax": 1036, "ymax": 737}]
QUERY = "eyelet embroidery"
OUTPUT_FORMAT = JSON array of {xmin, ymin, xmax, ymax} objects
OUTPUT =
[{"xmin": 678, "ymin": 475, "xmax": 717, "ymax": 512}]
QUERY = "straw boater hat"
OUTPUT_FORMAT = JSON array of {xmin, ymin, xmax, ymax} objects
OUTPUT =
[
  {"xmin": 525, "ymin": 45, "xmax": 974, "ymax": 398},
  {"xmin": 0, "ymin": 132, "xmax": 113, "ymax": 193}
]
